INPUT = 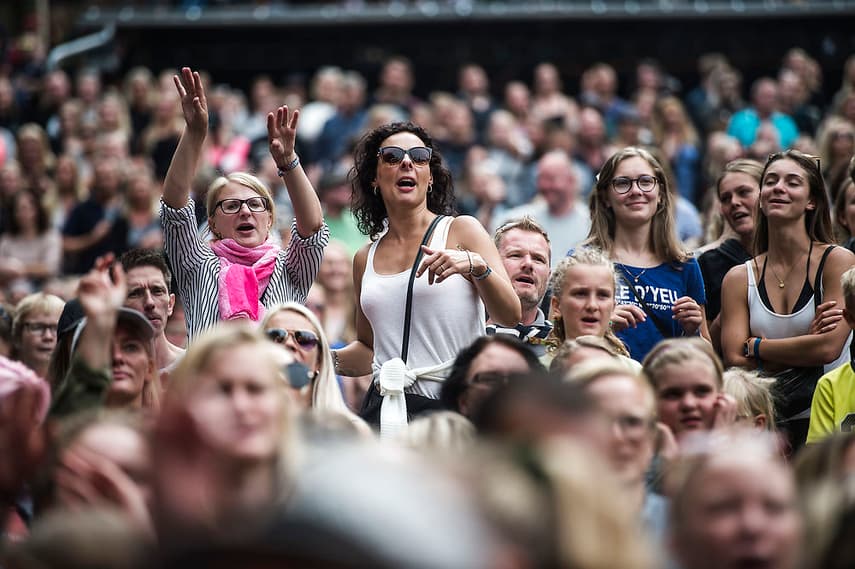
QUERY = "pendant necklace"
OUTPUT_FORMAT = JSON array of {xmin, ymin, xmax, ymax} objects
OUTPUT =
[
  {"xmin": 621, "ymin": 264, "xmax": 648, "ymax": 283},
  {"xmin": 768, "ymin": 258, "xmax": 798, "ymax": 289}
]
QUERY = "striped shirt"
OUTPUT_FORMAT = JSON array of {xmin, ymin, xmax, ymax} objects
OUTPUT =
[{"xmin": 161, "ymin": 198, "xmax": 329, "ymax": 343}]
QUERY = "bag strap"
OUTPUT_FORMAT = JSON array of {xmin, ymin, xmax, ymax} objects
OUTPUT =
[
  {"xmin": 616, "ymin": 264, "xmax": 673, "ymax": 340},
  {"xmin": 401, "ymin": 215, "xmax": 446, "ymax": 363},
  {"xmin": 812, "ymin": 245, "xmax": 836, "ymax": 306}
]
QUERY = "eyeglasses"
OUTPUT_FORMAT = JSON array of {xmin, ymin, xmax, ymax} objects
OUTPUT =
[
  {"xmin": 467, "ymin": 371, "xmax": 513, "ymax": 387},
  {"xmin": 265, "ymin": 328, "xmax": 319, "ymax": 350},
  {"xmin": 215, "ymin": 196, "xmax": 270, "ymax": 215},
  {"xmin": 611, "ymin": 414, "xmax": 655, "ymax": 438},
  {"xmin": 611, "ymin": 175, "xmax": 658, "ymax": 194},
  {"xmin": 377, "ymin": 146, "xmax": 433, "ymax": 166},
  {"xmin": 22, "ymin": 322, "xmax": 58, "ymax": 335}
]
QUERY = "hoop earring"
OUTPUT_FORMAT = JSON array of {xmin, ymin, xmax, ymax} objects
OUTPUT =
[
  {"xmin": 427, "ymin": 183, "xmax": 433, "ymax": 194},
  {"xmin": 372, "ymin": 185, "xmax": 379, "ymax": 196}
]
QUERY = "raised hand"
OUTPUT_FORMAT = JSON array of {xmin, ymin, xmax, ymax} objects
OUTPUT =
[
  {"xmin": 173, "ymin": 67, "xmax": 208, "ymax": 136},
  {"xmin": 267, "ymin": 105, "xmax": 299, "ymax": 169},
  {"xmin": 77, "ymin": 254, "xmax": 127, "ymax": 324}
]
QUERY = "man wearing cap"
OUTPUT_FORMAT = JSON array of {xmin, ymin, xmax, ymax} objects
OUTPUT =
[
  {"xmin": 50, "ymin": 258, "xmax": 159, "ymax": 418},
  {"xmin": 486, "ymin": 216, "xmax": 553, "ymax": 356},
  {"xmin": 119, "ymin": 249, "xmax": 185, "ymax": 379}
]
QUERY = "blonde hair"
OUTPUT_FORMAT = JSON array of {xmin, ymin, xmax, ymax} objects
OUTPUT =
[
  {"xmin": 584, "ymin": 147, "xmax": 689, "ymax": 264},
  {"xmin": 722, "ymin": 368, "xmax": 777, "ymax": 430},
  {"xmin": 206, "ymin": 172, "xmax": 276, "ymax": 234},
  {"xmin": 260, "ymin": 302, "xmax": 361, "ymax": 425},
  {"xmin": 642, "ymin": 337, "xmax": 724, "ymax": 390},
  {"xmin": 842, "ymin": 266, "xmax": 855, "ymax": 312},
  {"xmin": 12, "ymin": 293, "xmax": 64, "ymax": 344},
  {"xmin": 564, "ymin": 358, "xmax": 656, "ymax": 417},
  {"xmin": 549, "ymin": 335, "xmax": 622, "ymax": 374},
  {"xmin": 401, "ymin": 411, "xmax": 476, "ymax": 454},
  {"xmin": 547, "ymin": 248, "xmax": 629, "ymax": 357},
  {"xmin": 652, "ymin": 96, "xmax": 699, "ymax": 146},
  {"xmin": 493, "ymin": 215, "xmax": 552, "ymax": 259}
]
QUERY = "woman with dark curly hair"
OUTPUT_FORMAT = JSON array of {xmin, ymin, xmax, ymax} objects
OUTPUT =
[{"xmin": 333, "ymin": 122, "xmax": 520, "ymax": 436}]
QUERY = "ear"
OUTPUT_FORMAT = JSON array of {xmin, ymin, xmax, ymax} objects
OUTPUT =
[
  {"xmin": 753, "ymin": 414, "xmax": 767, "ymax": 430},
  {"xmin": 167, "ymin": 293, "xmax": 176, "ymax": 318},
  {"xmin": 550, "ymin": 295, "xmax": 560, "ymax": 319},
  {"xmin": 806, "ymin": 198, "xmax": 816, "ymax": 211},
  {"xmin": 843, "ymin": 307, "xmax": 855, "ymax": 330}
]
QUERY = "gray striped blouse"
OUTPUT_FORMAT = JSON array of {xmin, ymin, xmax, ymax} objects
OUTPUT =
[{"xmin": 161, "ymin": 198, "xmax": 329, "ymax": 343}]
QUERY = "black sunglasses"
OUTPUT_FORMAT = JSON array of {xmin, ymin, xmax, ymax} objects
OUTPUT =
[
  {"xmin": 265, "ymin": 328, "xmax": 319, "ymax": 350},
  {"xmin": 377, "ymin": 146, "xmax": 433, "ymax": 165}
]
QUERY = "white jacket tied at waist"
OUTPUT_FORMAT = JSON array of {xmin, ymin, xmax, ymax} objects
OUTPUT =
[{"xmin": 375, "ymin": 357, "xmax": 454, "ymax": 439}]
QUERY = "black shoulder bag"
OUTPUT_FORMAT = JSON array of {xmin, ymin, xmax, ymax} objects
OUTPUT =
[{"xmin": 359, "ymin": 215, "xmax": 447, "ymax": 426}]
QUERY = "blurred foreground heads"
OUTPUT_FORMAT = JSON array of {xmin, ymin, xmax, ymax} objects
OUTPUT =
[{"xmin": 668, "ymin": 430, "xmax": 802, "ymax": 569}]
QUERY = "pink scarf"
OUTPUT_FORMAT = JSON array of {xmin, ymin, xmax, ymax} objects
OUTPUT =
[{"xmin": 210, "ymin": 238, "xmax": 280, "ymax": 322}]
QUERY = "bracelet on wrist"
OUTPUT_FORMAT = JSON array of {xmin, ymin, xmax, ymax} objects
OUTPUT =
[
  {"xmin": 277, "ymin": 155, "xmax": 300, "ymax": 176},
  {"xmin": 465, "ymin": 250, "xmax": 473, "ymax": 276},
  {"xmin": 472, "ymin": 264, "xmax": 492, "ymax": 281}
]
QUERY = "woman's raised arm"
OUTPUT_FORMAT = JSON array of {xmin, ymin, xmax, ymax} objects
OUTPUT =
[
  {"xmin": 162, "ymin": 67, "xmax": 208, "ymax": 210},
  {"xmin": 267, "ymin": 106, "xmax": 324, "ymax": 238}
]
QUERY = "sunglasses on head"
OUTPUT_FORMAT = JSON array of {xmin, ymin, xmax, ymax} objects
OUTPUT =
[
  {"xmin": 265, "ymin": 328, "xmax": 319, "ymax": 350},
  {"xmin": 377, "ymin": 146, "xmax": 433, "ymax": 165}
]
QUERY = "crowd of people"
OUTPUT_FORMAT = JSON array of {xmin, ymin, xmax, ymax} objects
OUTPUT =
[{"xmin": 1, "ymin": 30, "xmax": 855, "ymax": 568}]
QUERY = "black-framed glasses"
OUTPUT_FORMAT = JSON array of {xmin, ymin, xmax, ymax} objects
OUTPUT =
[
  {"xmin": 22, "ymin": 322, "xmax": 58, "ymax": 335},
  {"xmin": 377, "ymin": 146, "xmax": 433, "ymax": 165},
  {"xmin": 265, "ymin": 328, "xmax": 319, "ymax": 350},
  {"xmin": 611, "ymin": 175, "xmax": 658, "ymax": 194},
  {"xmin": 215, "ymin": 196, "xmax": 270, "ymax": 215}
]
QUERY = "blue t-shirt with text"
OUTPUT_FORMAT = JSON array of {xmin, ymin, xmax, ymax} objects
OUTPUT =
[{"xmin": 615, "ymin": 259, "xmax": 706, "ymax": 362}]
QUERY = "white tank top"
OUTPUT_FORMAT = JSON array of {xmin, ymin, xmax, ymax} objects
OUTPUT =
[
  {"xmin": 746, "ymin": 259, "xmax": 852, "ymax": 372},
  {"xmin": 361, "ymin": 216, "xmax": 486, "ymax": 398}
]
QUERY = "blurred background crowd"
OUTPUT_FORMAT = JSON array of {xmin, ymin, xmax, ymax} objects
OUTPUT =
[{"xmin": 0, "ymin": 1, "xmax": 854, "ymax": 568}]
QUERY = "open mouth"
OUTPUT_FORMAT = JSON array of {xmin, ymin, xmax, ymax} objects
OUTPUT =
[
  {"xmin": 236, "ymin": 223, "xmax": 255, "ymax": 232},
  {"xmin": 580, "ymin": 316, "xmax": 600, "ymax": 325},
  {"xmin": 681, "ymin": 416, "xmax": 703, "ymax": 428},
  {"xmin": 768, "ymin": 199, "xmax": 789, "ymax": 205},
  {"xmin": 515, "ymin": 275, "xmax": 535, "ymax": 286},
  {"xmin": 731, "ymin": 211, "xmax": 749, "ymax": 220}
]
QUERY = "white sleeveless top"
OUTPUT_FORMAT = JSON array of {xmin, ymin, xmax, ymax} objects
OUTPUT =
[
  {"xmin": 361, "ymin": 216, "xmax": 486, "ymax": 398},
  {"xmin": 746, "ymin": 259, "xmax": 852, "ymax": 372}
]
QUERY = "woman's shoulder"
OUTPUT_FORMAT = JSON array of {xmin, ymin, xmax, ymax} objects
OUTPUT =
[
  {"xmin": 820, "ymin": 243, "xmax": 855, "ymax": 273},
  {"xmin": 722, "ymin": 262, "xmax": 750, "ymax": 286}
]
